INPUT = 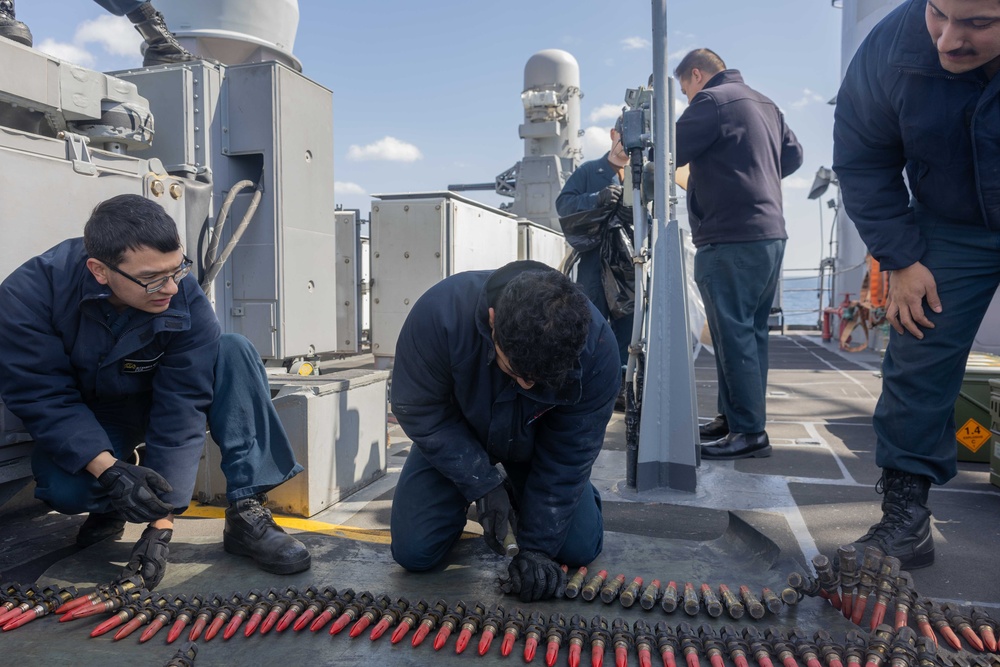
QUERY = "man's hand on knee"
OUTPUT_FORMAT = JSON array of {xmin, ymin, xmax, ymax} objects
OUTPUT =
[
  {"xmin": 120, "ymin": 525, "xmax": 173, "ymax": 590},
  {"xmin": 507, "ymin": 550, "xmax": 566, "ymax": 602},
  {"xmin": 97, "ymin": 460, "xmax": 174, "ymax": 523}
]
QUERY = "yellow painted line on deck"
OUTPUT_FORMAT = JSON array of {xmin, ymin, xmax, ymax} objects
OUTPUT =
[{"xmin": 181, "ymin": 503, "xmax": 478, "ymax": 545}]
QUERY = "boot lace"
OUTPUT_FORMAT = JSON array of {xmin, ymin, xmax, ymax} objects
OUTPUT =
[
  {"xmin": 867, "ymin": 472, "xmax": 915, "ymax": 537},
  {"xmin": 242, "ymin": 495, "xmax": 275, "ymax": 525}
]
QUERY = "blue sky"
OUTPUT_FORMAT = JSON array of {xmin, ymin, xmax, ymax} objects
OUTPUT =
[{"xmin": 18, "ymin": 0, "xmax": 844, "ymax": 270}]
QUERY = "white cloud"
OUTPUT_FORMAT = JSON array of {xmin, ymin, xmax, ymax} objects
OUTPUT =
[
  {"xmin": 589, "ymin": 104, "xmax": 623, "ymax": 124},
  {"xmin": 783, "ymin": 175, "xmax": 812, "ymax": 190},
  {"xmin": 35, "ymin": 39, "xmax": 95, "ymax": 68},
  {"xmin": 34, "ymin": 15, "xmax": 141, "ymax": 68},
  {"xmin": 668, "ymin": 47, "xmax": 691, "ymax": 64},
  {"xmin": 580, "ymin": 125, "xmax": 613, "ymax": 161},
  {"xmin": 622, "ymin": 36, "xmax": 650, "ymax": 50},
  {"xmin": 76, "ymin": 15, "xmax": 141, "ymax": 57},
  {"xmin": 335, "ymin": 181, "xmax": 366, "ymax": 195},
  {"xmin": 792, "ymin": 88, "xmax": 826, "ymax": 109},
  {"xmin": 347, "ymin": 136, "xmax": 423, "ymax": 162}
]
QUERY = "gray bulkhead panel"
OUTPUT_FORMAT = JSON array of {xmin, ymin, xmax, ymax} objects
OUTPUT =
[
  {"xmin": 333, "ymin": 210, "xmax": 362, "ymax": 354},
  {"xmin": 222, "ymin": 63, "xmax": 337, "ymax": 360}
]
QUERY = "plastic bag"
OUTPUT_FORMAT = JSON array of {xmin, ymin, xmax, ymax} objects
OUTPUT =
[
  {"xmin": 600, "ymin": 211, "xmax": 635, "ymax": 320},
  {"xmin": 557, "ymin": 204, "xmax": 617, "ymax": 253}
]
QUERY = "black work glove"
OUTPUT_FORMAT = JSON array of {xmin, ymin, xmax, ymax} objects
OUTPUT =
[
  {"xmin": 120, "ymin": 525, "xmax": 172, "ymax": 590},
  {"xmin": 476, "ymin": 482, "xmax": 517, "ymax": 556},
  {"xmin": 97, "ymin": 459, "xmax": 174, "ymax": 523},
  {"xmin": 597, "ymin": 185, "xmax": 623, "ymax": 208},
  {"xmin": 507, "ymin": 550, "xmax": 567, "ymax": 602}
]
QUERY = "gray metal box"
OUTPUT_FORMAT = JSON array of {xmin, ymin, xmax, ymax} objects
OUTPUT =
[
  {"xmin": 369, "ymin": 193, "xmax": 519, "ymax": 367},
  {"xmin": 518, "ymin": 219, "xmax": 569, "ymax": 269},
  {"xmin": 0, "ymin": 127, "xmax": 187, "ymax": 282},
  {"xmin": 194, "ymin": 369, "xmax": 389, "ymax": 517},
  {"xmin": 118, "ymin": 61, "xmax": 339, "ymax": 361},
  {"xmin": 221, "ymin": 63, "xmax": 338, "ymax": 360}
]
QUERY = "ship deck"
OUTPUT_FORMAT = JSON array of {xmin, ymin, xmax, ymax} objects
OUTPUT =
[{"xmin": 2, "ymin": 333, "xmax": 999, "ymax": 666}]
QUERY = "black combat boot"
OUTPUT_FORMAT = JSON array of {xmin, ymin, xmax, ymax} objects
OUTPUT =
[
  {"xmin": 855, "ymin": 468, "xmax": 934, "ymax": 570},
  {"xmin": 223, "ymin": 494, "xmax": 311, "ymax": 574},
  {"xmin": 699, "ymin": 414, "xmax": 729, "ymax": 440},
  {"xmin": 126, "ymin": 1, "xmax": 197, "ymax": 67},
  {"xmin": 76, "ymin": 511, "xmax": 127, "ymax": 547},
  {"xmin": 0, "ymin": 0, "xmax": 32, "ymax": 47}
]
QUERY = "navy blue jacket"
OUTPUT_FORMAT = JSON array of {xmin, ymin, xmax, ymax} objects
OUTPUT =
[
  {"xmin": 676, "ymin": 70, "xmax": 803, "ymax": 247},
  {"xmin": 555, "ymin": 153, "xmax": 621, "ymax": 216},
  {"xmin": 833, "ymin": 0, "xmax": 1000, "ymax": 270},
  {"xmin": 0, "ymin": 238, "xmax": 220, "ymax": 509},
  {"xmin": 390, "ymin": 261, "xmax": 620, "ymax": 557}
]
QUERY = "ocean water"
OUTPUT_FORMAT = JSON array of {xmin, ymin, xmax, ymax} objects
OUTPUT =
[{"xmin": 781, "ymin": 274, "xmax": 826, "ymax": 328}]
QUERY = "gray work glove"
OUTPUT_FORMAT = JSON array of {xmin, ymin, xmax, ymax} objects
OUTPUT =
[
  {"xmin": 120, "ymin": 525, "xmax": 172, "ymax": 590},
  {"xmin": 97, "ymin": 459, "xmax": 174, "ymax": 523},
  {"xmin": 507, "ymin": 550, "xmax": 567, "ymax": 602},
  {"xmin": 476, "ymin": 482, "xmax": 517, "ymax": 556},
  {"xmin": 597, "ymin": 185, "xmax": 623, "ymax": 208}
]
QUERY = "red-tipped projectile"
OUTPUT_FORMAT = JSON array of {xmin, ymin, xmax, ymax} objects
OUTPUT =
[
  {"xmin": 259, "ymin": 610, "xmax": 281, "ymax": 635},
  {"xmin": 433, "ymin": 624, "xmax": 453, "ymax": 651},
  {"xmin": 370, "ymin": 617, "xmax": 392, "ymax": 641},
  {"xmin": 309, "ymin": 609, "xmax": 334, "ymax": 633},
  {"xmin": 961, "ymin": 627, "xmax": 985, "ymax": 652},
  {"xmin": 114, "ymin": 615, "xmax": 147, "ymax": 641},
  {"xmin": 501, "ymin": 631, "xmax": 517, "ymax": 657},
  {"xmin": 940, "ymin": 626, "xmax": 962, "ymax": 651},
  {"xmin": 329, "ymin": 613, "xmax": 353, "ymax": 636},
  {"xmin": 850, "ymin": 594, "xmax": 869, "ymax": 626},
  {"xmin": 348, "ymin": 615, "xmax": 371, "ymax": 638},
  {"xmin": 568, "ymin": 643, "xmax": 582, "ymax": 667},
  {"xmin": 412, "ymin": 622, "xmax": 432, "ymax": 647},
  {"xmin": 167, "ymin": 618, "xmax": 189, "ymax": 644},
  {"xmin": 592, "ymin": 644, "xmax": 605, "ymax": 667},
  {"xmin": 981, "ymin": 626, "xmax": 997, "ymax": 653},
  {"xmin": 524, "ymin": 635, "xmax": 538, "ymax": 662},
  {"xmin": 90, "ymin": 614, "xmax": 126, "ymax": 638},
  {"xmin": 140, "ymin": 618, "xmax": 166, "ymax": 643},
  {"xmin": 188, "ymin": 616, "xmax": 208, "ymax": 641},
  {"xmin": 275, "ymin": 608, "xmax": 299, "ymax": 633},
  {"xmin": 455, "ymin": 628, "xmax": 472, "ymax": 654},
  {"xmin": 391, "ymin": 621, "xmax": 413, "ymax": 645},
  {"xmin": 292, "ymin": 609, "xmax": 316, "ymax": 632},
  {"xmin": 204, "ymin": 616, "xmax": 226, "ymax": 641},
  {"xmin": 869, "ymin": 603, "xmax": 887, "ymax": 630},
  {"xmin": 916, "ymin": 621, "xmax": 937, "ymax": 647},
  {"xmin": 479, "ymin": 628, "xmax": 497, "ymax": 655}
]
